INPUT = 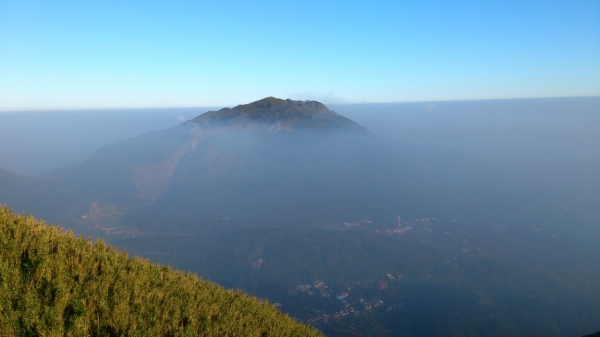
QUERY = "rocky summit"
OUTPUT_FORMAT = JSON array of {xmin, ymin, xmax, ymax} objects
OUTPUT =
[{"xmin": 190, "ymin": 97, "xmax": 366, "ymax": 133}]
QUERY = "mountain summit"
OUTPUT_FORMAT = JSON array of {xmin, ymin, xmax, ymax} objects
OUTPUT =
[{"xmin": 191, "ymin": 97, "xmax": 366, "ymax": 133}]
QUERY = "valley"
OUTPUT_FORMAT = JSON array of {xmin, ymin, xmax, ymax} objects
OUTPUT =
[{"xmin": 1, "ymin": 97, "xmax": 599, "ymax": 336}]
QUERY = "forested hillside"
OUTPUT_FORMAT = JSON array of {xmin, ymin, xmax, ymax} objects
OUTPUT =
[{"xmin": 0, "ymin": 206, "xmax": 321, "ymax": 337}]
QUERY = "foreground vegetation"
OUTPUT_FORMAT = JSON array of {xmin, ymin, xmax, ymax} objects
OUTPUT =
[{"xmin": 0, "ymin": 206, "xmax": 321, "ymax": 336}]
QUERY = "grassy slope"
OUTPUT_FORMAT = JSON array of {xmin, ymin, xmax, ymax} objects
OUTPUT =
[{"xmin": 0, "ymin": 206, "xmax": 321, "ymax": 337}]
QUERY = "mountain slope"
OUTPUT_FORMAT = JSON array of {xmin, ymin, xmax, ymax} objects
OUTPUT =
[{"xmin": 0, "ymin": 206, "xmax": 321, "ymax": 336}]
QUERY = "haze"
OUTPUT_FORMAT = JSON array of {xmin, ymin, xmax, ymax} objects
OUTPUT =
[{"xmin": 1, "ymin": 1, "xmax": 599, "ymax": 336}]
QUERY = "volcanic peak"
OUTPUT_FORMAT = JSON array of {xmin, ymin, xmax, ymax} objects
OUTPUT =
[{"xmin": 191, "ymin": 97, "xmax": 365, "ymax": 133}]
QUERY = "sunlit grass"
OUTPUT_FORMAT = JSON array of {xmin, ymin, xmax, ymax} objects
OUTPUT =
[{"xmin": 0, "ymin": 206, "xmax": 321, "ymax": 336}]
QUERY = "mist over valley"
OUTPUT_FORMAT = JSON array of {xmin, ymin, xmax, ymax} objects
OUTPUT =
[{"xmin": 1, "ymin": 97, "xmax": 599, "ymax": 336}]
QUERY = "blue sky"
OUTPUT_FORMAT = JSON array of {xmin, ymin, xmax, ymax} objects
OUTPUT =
[{"xmin": 1, "ymin": 0, "xmax": 598, "ymax": 109}]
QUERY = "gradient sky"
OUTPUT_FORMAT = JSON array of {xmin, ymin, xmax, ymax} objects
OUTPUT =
[{"xmin": 1, "ymin": 0, "xmax": 598, "ymax": 109}]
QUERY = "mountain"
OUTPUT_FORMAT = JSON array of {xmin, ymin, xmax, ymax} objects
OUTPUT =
[
  {"xmin": 0, "ymin": 97, "xmax": 495, "ymax": 235},
  {"xmin": 0, "ymin": 206, "xmax": 320, "ymax": 336},
  {"xmin": 191, "ymin": 97, "xmax": 366, "ymax": 133}
]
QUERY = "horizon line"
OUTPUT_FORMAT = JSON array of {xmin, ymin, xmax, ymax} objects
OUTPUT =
[{"xmin": 1, "ymin": 95, "xmax": 598, "ymax": 112}]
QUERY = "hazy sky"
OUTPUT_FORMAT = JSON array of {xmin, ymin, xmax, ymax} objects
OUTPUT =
[{"xmin": 1, "ymin": 1, "xmax": 598, "ymax": 109}]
